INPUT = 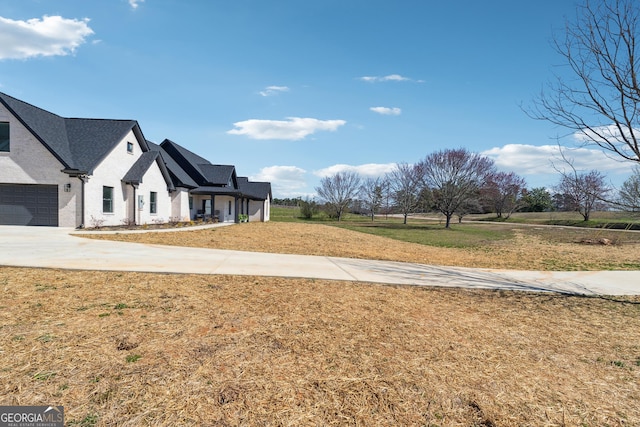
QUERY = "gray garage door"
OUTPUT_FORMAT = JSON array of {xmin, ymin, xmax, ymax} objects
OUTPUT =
[{"xmin": 0, "ymin": 184, "xmax": 59, "ymax": 226}]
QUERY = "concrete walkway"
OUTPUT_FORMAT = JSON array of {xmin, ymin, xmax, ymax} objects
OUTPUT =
[{"xmin": 0, "ymin": 225, "xmax": 639, "ymax": 295}]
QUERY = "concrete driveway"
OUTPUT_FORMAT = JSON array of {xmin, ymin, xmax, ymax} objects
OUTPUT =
[{"xmin": 0, "ymin": 225, "xmax": 639, "ymax": 295}]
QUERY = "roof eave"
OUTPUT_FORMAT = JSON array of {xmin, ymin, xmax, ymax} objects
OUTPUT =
[{"xmin": 61, "ymin": 168, "xmax": 89, "ymax": 176}]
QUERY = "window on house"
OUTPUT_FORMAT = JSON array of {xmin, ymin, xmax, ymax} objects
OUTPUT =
[
  {"xmin": 189, "ymin": 196, "xmax": 193, "ymax": 210},
  {"xmin": 127, "ymin": 142, "xmax": 134, "ymax": 153},
  {"xmin": 150, "ymin": 191, "xmax": 157, "ymax": 214},
  {"xmin": 228, "ymin": 200, "xmax": 232, "ymax": 215},
  {"xmin": 0, "ymin": 122, "xmax": 9, "ymax": 152},
  {"xmin": 103, "ymin": 186, "xmax": 114, "ymax": 213}
]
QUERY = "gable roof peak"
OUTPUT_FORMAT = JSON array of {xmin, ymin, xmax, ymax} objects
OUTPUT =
[{"xmin": 0, "ymin": 91, "xmax": 141, "ymax": 173}]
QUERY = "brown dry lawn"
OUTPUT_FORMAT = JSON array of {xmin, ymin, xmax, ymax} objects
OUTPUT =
[
  {"xmin": 84, "ymin": 221, "xmax": 640, "ymax": 270},
  {"xmin": 1, "ymin": 268, "xmax": 639, "ymax": 426},
  {"xmin": 2, "ymin": 222, "xmax": 640, "ymax": 425}
]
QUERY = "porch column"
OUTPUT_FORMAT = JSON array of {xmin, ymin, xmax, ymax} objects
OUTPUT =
[
  {"xmin": 132, "ymin": 185, "xmax": 137, "ymax": 225},
  {"xmin": 211, "ymin": 195, "xmax": 215, "ymax": 220}
]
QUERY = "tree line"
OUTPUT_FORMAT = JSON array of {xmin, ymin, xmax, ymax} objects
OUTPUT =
[{"xmin": 274, "ymin": 148, "xmax": 639, "ymax": 227}]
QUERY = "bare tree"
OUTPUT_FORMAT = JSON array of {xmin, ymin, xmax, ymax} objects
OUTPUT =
[
  {"xmin": 359, "ymin": 177, "xmax": 383, "ymax": 221},
  {"xmin": 618, "ymin": 165, "xmax": 640, "ymax": 211},
  {"xmin": 531, "ymin": 0, "xmax": 640, "ymax": 163},
  {"xmin": 388, "ymin": 162, "xmax": 422, "ymax": 224},
  {"xmin": 555, "ymin": 169, "xmax": 611, "ymax": 221},
  {"xmin": 315, "ymin": 171, "xmax": 361, "ymax": 221},
  {"xmin": 380, "ymin": 176, "xmax": 393, "ymax": 219},
  {"xmin": 419, "ymin": 148, "xmax": 495, "ymax": 228},
  {"xmin": 484, "ymin": 172, "xmax": 527, "ymax": 219}
]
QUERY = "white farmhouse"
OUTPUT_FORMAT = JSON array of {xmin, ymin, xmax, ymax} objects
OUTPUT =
[{"xmin": 0, "ymin": 92, "xmax": 271, "ymax": 227}]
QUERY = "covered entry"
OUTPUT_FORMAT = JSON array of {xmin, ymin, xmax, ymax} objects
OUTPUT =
[{"xmin": 0, "ymin": 184, "xmax": 59, "ymax": 226}]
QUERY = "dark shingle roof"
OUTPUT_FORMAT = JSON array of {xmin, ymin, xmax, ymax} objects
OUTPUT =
[
  {"xmin": 0, "ymin": 92, "xmax": 140, "ymax": 173},
  {"xmin": 237, "ymin": 177, "xmax": 272, "ymax": 200},
  {"xmin": 159, "ymin": 139, "xmax": 211, "ymax": 185},
  {"xmin": 159, "ymin": 139, "xmax": 239, "ymax": 188},
  {"xmin": 122, "ymin": 150, "xmax": 175, "ymax": 191},
  {"xmin": 0, "ymin": 92, "xmax": 73, "ymax": 167},
  {"xmin": 198, "ymin": 164, "xmax": 236, "ymax": 186},
  {"xmin": 0, "ymin": 93, "xmax": 273, "ymax": 201},
  {"xmin": 147, "ymin": 141, "xmax": 198, "ymax": 188},
  {"xmin": 65, "ymin": 119, "xmax": 141, "ymax": 172}
]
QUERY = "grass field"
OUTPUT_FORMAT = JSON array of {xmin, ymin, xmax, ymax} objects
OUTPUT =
[
  {"xmin": 272, "ymin": 205, "xmax": 640, "ymax": 227},
  {"xmin": 1, "ymin": 268, "xmax": 639, "ymax": 426},
  {"xmin": 470, "ymin": 210, "xmax": 640, "ymax": 230}
]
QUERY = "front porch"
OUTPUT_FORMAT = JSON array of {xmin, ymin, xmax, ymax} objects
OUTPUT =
[{"xmin": 189, "ymin": 191, "xmax": 264, "ymax": 224}]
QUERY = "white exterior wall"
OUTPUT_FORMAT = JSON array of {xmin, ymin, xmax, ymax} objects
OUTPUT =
[
  {"xmin": 247, "ymin": 197, "xmax": 271, "ymax": 222},
  {"xmin": 248, "ymin": 200, "xmax": 263, "ymax": 222},
  {"xmin": 0, "ymin": 104, "xmax": 79, "ymax": 227},
  {"xmin": 171, "ymin": 188, "xmax": 191, "ymax": 222},
  {"xmin": 137, "ymin": 164, "xmax": 171, "ymax": 225},
  {"xmin": 264, "ymin": 196, "xmax": 270, "ymax": 221},
  {"xmin": 84, "ymin": 131, "xmax": 171, "ymax": 227},
  {"xmin": 217, "ymin": 196, "xmax": 236, "ymax": 223}
]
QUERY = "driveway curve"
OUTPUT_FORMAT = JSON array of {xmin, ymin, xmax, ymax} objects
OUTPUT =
[{"xmin": 0, "ymin": 225, "xmax": 638, "ymax": 296}]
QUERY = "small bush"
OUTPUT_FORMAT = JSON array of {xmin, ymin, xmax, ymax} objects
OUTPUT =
[
  {"xmin": 89, "ymin": 216, "xmax": 105, "ymax": 229},
  {"xmin": 299, "ymin": 198, "xmax": 319, "ymax": 219}
]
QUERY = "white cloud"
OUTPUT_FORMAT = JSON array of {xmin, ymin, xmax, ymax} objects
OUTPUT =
[
  {"xmin": 227, "ymin": 117, "xmax": 346, "ymax": 141},
  {"xmin": 129, "ymin": 0, "xmax": 145, "ymax": 10},
  {"xmin": 571, "ymin": 125, "xmax": 640, "ymax": 158},
  {"xmin": 259, "ymin": 85, "xmax": 289, "ymax": 97},
  {"xmin": 359, "ymin": 74, "xmax": 411, "ymax": 83},
  {"xmin": 572, "ymin": 124, "xmax": 635, "ymax": 143},
  {"xmin": 370, "ymin": 106, "xmax": 401, "ymax": 116},
  {"xmin": 313, "ymin": 163, "xmax": 397, "ymax": 178},
  {"xmin": 0, "ymin": 15, "xmax": 94, "ymax": 60},
  {"xmin": 250, "ymin": 165, "xmax": 308, "ymax": 197},
  {"xmin": 481, "ymin": 144, "xmax": 634, "ymax": 175}
]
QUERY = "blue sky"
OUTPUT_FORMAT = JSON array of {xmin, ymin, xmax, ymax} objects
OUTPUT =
[{"xmin": 0, "ymin": 0, "xmax": 635, "ymax": 197}]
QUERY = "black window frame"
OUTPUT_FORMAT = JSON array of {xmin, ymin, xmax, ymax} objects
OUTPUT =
[
  {"xmin": 0, "ymin": 122, "xmax": 9, "ymax": 152},
  {"xmin": 150, "ymin": 191, "xmax": 157, "ymax": 214},
  {"xmin": 103, "ymin": 186, "xmax": 114, "ymax": 213},
  {"xmin": 126, "ymin": 141, "xmax": 134, "ymax": 153}
]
